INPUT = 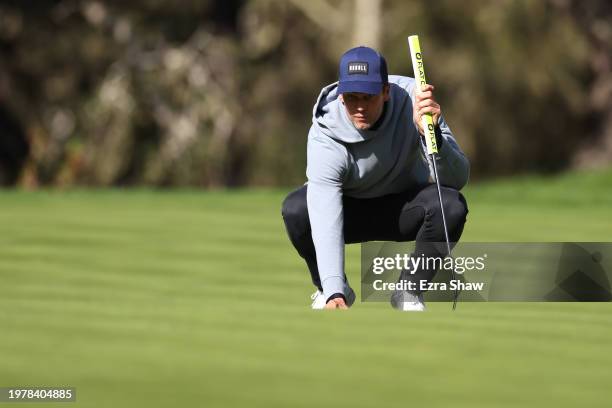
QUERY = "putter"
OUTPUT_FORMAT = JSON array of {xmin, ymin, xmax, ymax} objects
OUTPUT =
[{"xmin": 408, "ymin": 35, "xmax": 459, "ymax": 310}]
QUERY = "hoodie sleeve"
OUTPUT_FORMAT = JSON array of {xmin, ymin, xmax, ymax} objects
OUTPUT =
[
  {"xmin": 394, "ymin": 75, "xmax": 470, "ymax": 190},
  {"xmin": 431, "ymin": 114, "xmax": 470, "ymax": 190},
  {"xmin": 306, "ymin": 129, "xmax": 349, "ymax": 300}
]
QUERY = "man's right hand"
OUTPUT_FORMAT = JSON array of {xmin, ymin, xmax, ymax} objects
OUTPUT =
[
  {"xmin": 325, "ymin": 298, "xmax": 348, "ymax": 309},
  {"xmin": 413, "ymin": 83, "xmax": 441, "ymax": 136}
]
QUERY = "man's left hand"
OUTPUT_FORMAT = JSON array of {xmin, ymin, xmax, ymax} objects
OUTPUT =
[{"xmin": 413, "ymin": 83, "xmax": 441, "ymax": 136}]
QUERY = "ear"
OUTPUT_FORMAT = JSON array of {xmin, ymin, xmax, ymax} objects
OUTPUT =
[
  {"xmin": 339, "ymin": 93, "xmax": 344, "ymax": 104},
  {"xmin": 382, "ymin": 84, "xmax": 390, "ymax": 102}
]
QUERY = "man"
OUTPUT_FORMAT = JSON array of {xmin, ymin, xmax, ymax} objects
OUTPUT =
[{"xmin": 282, "ymin": 46, "xmax": 469, "ymax": 311}]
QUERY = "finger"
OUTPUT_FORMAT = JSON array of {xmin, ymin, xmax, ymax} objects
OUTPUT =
[
  {"xmin": 418, "ymin": 111, "xmax": 441, "ymax": 127},
  {"xmin": 417, "ymin": 99, "xmax": 437, "ymax": 109},
  {"xmin": 432, "ymin": 113, "xmax": 441, "ymax": 125},
  {"xmin": 333, "ymin": 298, "xmax": 348, "ymax": 309},
  {"xmin": 418, "ymin": 106, "xmax": 440, "ymax": 116},
  {"xmin": 416, "ymin": 85, "xmax": 434, "ymax": 95},
  {"xmin": 325, "ymin": 299, "xmax": 342, "ymax": 309},
  {"xmin": 420, "ymin": 84, "xmax": 434, "ymax": 92},
  {"xmin": 324, "ymin": 301, "xmax": 337, "ymax": 309},
  {"xmin": 416, "ymin": 91, "xmax": 433, "ymax": 101}
]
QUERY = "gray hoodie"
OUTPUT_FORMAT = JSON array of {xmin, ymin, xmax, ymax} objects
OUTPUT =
[{"xmin": 306, "ymin": 75, "xmax": 469, "ymax": 299}]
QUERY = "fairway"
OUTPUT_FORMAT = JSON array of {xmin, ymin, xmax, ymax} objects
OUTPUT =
[{"xmin": 1, "ymin": 170, "xmax": 612, "ymax": 407}]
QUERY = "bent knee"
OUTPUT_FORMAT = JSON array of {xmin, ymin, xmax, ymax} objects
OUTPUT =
[
  {"xmin": 443, "ymin": 190, "xmax": 468, "ymax": 227},
  {"xmin": 421, "ymin": 187, "xmax": 468, "ymax": 226}
]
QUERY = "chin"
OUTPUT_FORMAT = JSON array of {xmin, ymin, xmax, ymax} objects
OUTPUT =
[{"xmin": 354, "ymin": 122, "xmax": 372, "ymax": 130}]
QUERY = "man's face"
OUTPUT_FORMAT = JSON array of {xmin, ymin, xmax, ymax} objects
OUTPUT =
[{"xmin": 340, "ymin": 85, "xmax": 390, "ymax": 130}]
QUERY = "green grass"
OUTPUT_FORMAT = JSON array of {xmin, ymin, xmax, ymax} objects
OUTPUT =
[{"xmin": 1, "ymin": 169, "xmax": 612, "ymax": 408}]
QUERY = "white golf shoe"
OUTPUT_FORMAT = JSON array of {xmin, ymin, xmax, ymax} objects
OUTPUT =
[
  {"xmin": 390, "ymin": 291, "xmax": 426, "ymax": 312},
  {"xmin": 311, "ymin": 286, "xmax": 356, "ymax": 309}
]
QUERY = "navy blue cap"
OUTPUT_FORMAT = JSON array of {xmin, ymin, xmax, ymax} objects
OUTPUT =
[{"xmin": 338, "ymin": 46, "xmax": 388, "ymax": 95}]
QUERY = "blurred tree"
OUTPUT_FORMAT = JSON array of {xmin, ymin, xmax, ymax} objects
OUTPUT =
[
  {"xmin": 560, "ymin": 0, "xmax": 612, "ymax": 169},
  {"xmin": 0, "ymin": 0, "xmax": 609, "ymax": 188}
]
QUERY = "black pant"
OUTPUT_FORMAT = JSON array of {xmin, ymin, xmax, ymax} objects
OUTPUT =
[{"xmin": 281, "ymin": 184, "xmax": 468, "ymax": 293}]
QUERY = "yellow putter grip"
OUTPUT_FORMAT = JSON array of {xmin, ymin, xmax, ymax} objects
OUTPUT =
[{"xmin": 408, "ymin": 35, "xmax": 438, "ymax": 155}]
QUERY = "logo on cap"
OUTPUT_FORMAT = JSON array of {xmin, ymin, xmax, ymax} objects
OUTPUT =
[{"xmin": 348, "ymin": 62, "xmax": 369, "ymax": 75}]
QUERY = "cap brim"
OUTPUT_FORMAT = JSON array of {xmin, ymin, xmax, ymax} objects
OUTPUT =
[{"xmin": 338, "ymin": 81, "xmax": 383, "ymax": 95}]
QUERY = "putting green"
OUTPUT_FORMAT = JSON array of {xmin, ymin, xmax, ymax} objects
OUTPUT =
[{"xmin": 1, "ymin": 169, "xmax": 611, "ymax": 407}]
